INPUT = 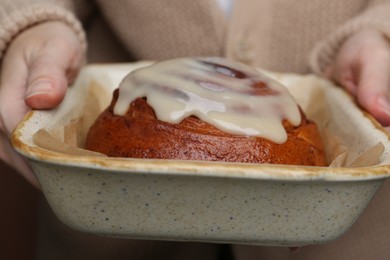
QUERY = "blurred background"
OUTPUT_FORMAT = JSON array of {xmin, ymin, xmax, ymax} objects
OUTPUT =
[{"xmin": 0, "ymin": 161, "xmax": 39, "ymax": 260}]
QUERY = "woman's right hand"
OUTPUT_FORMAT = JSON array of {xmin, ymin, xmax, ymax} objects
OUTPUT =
[{"xmin": 0, "ymin": 21, "xmax": 85, "ymax": 188}]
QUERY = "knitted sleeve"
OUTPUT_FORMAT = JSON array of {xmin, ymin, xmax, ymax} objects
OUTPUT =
[
  {"xmin": 309, "ymin": 2, "xmax": 390, "ymax": 75},
  {"xmin": 0, "ymin": 0, "xmax": 88, "ymax": 59}
]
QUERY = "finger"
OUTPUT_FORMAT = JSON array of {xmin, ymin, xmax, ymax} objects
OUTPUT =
[
  {"xmin": 356, "ymin": 50, "xmax": 390, "ymax": 126},
  {"xmin": 0, "ymin": 132, "xmax": 40, "ymax": 189},
  {"xmin": 326, "ymin": 61, "xmax": 358, "ymax": 95},
  {"xmin": 25, "ymin": 39, "xmax": 83, "ymax": 109}
]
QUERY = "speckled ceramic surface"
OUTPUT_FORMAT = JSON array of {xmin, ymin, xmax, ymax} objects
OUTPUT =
[{"xmin": 11, "ymin": 62, "xmax": 390, "ymax": 246}]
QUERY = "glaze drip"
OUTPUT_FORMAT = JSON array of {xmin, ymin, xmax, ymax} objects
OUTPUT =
[{"xmin": 114, "ymin": 57, "xmax": 301, "ymax": 143}]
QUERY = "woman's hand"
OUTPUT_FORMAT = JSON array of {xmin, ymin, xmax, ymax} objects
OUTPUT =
[
  {"xmin": 0, "ymin": 21, "xmax": 85, "ymax": 188},
  {"xmin": 326, "ymin": 29, "xmax": 390, "ymax": 127}
]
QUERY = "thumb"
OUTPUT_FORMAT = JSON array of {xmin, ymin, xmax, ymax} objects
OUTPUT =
[
  {"xmin": 356, "ymin": 51, "xmax": 390, "ymax": 126},
  {"xmin": 25, "ymin": 41, "xmax": 83, "ymax": 109},
  {"xmin": 25, "ymin": 65, "xmax": 68, "ymax": 109}
]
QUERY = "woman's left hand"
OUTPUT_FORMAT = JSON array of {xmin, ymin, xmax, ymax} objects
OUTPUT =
[{"xmin": 326, "ymin": 29, "xmax": 390, "ymax": 126}]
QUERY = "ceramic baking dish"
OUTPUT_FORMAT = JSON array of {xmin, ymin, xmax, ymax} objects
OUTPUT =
[{"xmin": 11, "ymin": 62, "xmax": 390, "ymax": 246}]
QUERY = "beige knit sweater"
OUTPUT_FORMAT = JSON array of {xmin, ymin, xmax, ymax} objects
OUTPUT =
[{"xmin": 1, "ymin": 0, "xmax": 390, "ymax": 74}]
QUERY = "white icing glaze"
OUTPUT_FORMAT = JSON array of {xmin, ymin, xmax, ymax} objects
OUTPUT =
[{"xmin": 114, "ymin": 57, "xmax": 301, "ymax": 144}]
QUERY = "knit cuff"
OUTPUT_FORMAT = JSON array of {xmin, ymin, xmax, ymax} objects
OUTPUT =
[
  {"xmin": 309, "ymin": 5, "xmax": 390, "ymax": 75},
  {"xmin": 0, "ymin": 3, "xmax": 86, "ymax": 59}
]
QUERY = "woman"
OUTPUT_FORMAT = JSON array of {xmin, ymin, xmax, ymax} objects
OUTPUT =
[{"xmin": 1, "ymin": 0, "xmax": 390, "ymax": 259}]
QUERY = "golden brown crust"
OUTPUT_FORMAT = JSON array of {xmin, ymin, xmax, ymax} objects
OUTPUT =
[{"xmin": 85, "ymin": 90, "xmax": 327, "ymax": 166}]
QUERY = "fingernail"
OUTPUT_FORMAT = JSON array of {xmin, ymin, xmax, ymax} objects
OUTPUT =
[
  {"xmin": 377, "ymin": 95, "xmax": 390, "ymax": 115},
  {"xmin": 26, "ymin": 80, "xmax": 53, "ymax": 98}
]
